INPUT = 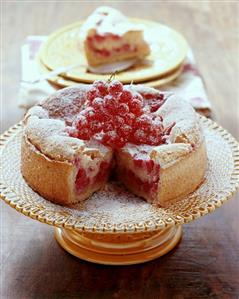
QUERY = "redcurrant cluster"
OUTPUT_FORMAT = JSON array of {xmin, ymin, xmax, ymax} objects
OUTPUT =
[{"xmin": 69, "ymin": 80, "xmax": 173, "ymax": 148}]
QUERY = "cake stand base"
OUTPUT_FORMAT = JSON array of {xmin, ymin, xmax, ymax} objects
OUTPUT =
[{"xmin": 54, "ymin": 226, "xmax": 182, "ymax": 265}]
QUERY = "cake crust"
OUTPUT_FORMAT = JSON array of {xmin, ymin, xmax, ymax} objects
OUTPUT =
[{"xmin": 21, "ymin": 135, "xmax": 75, "ymax": 205}]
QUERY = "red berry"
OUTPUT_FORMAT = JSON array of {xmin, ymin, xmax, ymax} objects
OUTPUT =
[
  {"xmin": 129, "ymin": 98, "xmax": 143, "ymax": 116},
  {"xmin": 117, "ymin": 125, "xmax": 132, "ymax": 140},
  {"xmin": 87, "ymin": 88, "xmax": 99, "ymax": 102},
  {"xmin": 109, "ymin": 80, "xmax": 123, "ymax": 96},
  {"xmin": 93, "ymin": 80, "xmax": 108, "ymax": 96},
  {"xmin": 95, "ymin": 161, "xmax": 110, "ymax": 182},
  {"xmin": 104, "ymin": 121, "xmax": 114, "ymax": 131},
  {"xmin": 124, "ymin": 112, "xmax": 135, "ymax": 126},
  {"xmin": 80, "ymin": 107, "xmax": 96, "ymax": 120},
  {"xmin": 120, "ymin": 90, "xmax": 132, "ymax": 103},
  {"xmin": 118, "ymin": 103, "xmax": 129, "ymax": 115},
  {"xmin": 133, "ymin": 129, "xmax": 148, "ymax": 144},
  {"xmin": 133, "ymin": 158, "xmax": 144, "ymax": 168},
  {"xmin": 75, "ymin": 114, "xmax": 87, "ymax": 129},
  {"xmin": 103, "ymin": 95, "xmax": 116, "ymax": 110},
  {"xmin": 113, "ymin": 136, "xmax": 125, "ymax": 149},
  {"xmin": 77, "ymin": 128, "xmax": 91, "ymax": 140},
  {"xmin": 75, "ymin": 168, "xmax": 90, "ymax": 192},
  {"xmin": 145, "ymin": 160, "xmax": 155, "ymax": 173},
  {"xmin": 136, "ymin": 114, "xmax": 152, "ymax": 130},
  {"xmin": 102, "ymin": 131, "xmax": 116, "ymax": 145},
  {"xmin": 90, "ymin": 121, "xmax": 103, "ymax": 133},
  {"xmin": 115, "ymin": 115, "xmax": 125, "ymax": 127},
  {"xmin": 92, "ymin": 97, "xmax": 104, "ymax": 110}
]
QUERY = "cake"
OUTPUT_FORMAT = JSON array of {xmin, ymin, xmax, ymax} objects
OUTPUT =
[
  {"xmin": 80, "ymin": 6, "xmax": 150, "ymax": 67},
  {"xmin": 21, "ymin": 80, "xmax": 207, "ymax": 206}
]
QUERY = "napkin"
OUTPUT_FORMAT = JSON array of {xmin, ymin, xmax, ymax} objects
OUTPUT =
[{"xmin": 18, "ymin": 36, "xmax": 212, "ymax": 116}]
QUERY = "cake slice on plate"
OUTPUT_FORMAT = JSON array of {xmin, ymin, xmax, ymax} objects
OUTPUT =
[{"xmin": 80, "ymin": 6, "xmax": 150, "ymax": 67}]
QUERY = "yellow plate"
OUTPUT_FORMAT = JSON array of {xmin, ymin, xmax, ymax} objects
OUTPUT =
[
  {"xmin": 39, "ymin": 19, "xmax": 188, "ymax": 84},
  {"xmin": 38, "ymin": 56, "xmax": 184, "ymax": 88}
]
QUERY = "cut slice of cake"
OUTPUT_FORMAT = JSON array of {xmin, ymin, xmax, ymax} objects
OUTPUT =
[{"xmin": 80, "ymin": 6, "xmax": 150, "ymax": 67}]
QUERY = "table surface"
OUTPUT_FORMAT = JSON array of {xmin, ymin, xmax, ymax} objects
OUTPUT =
[{"xmin": 1, "ymin": 2, "xmax": 239, "ymax": 299}]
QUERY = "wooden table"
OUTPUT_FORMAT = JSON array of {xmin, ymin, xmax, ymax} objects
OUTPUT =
[{"xmin": 1, "ymin": 2, "xmax": 239, "ymax": 298}]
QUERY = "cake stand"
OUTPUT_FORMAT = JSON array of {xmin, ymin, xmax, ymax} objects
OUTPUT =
[{"xmin": 0, "ymin": 117, "xmax": 238, "ymax": 265}]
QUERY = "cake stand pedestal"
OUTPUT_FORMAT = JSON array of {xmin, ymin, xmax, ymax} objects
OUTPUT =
[{"xmin": 54, "ymin": 226, "xmax": 182, "ymax": 265}]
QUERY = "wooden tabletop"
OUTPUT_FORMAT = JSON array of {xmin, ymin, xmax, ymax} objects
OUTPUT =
[{"xmin": 1, "ymin": 2, "xmax": 239, "ymax": 298}]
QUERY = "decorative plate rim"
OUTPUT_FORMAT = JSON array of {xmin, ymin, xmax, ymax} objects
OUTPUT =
[
  {"xmin": 0, "ymin": 116, "xmax": 239, "ymax": 233},
  {"xmin": 37, "ymin": 55, "xmax": 184, "ymax": 89}
]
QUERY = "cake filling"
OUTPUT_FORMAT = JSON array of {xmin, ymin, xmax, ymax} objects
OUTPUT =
[
  {"xmin": 87, "ymin": 35, "xmax": 138, "ymax": 57},
  {"xmin": 75, "ymin": 161, "xmax": 111, "ymax": 194},
  {"xmin": 115, "ymin": 146, "xmax": 161, "ymax": 201}
]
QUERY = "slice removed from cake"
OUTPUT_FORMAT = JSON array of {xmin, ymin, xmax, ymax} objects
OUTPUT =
[{"xmin": 81, "ymin": 6, "xmax": 150, "ymax": 67}]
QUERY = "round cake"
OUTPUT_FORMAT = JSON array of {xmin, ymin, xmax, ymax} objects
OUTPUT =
[{"xmin": 21, "ymin": 80, "xmax": 207, "ymax": 206}]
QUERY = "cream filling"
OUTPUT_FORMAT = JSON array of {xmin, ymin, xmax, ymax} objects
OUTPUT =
[{"xmin": 77, "ymin": 151, "xmax": 112, "ymax": 180}]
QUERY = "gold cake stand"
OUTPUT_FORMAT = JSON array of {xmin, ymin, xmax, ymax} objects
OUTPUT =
[{"xmin": 0, "ymin": 117, "xmax": 239, "ymax": 265}]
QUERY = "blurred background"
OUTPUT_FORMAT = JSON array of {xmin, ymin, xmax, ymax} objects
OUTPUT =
[
  {"xmin": 1, "ymin": 1, "xmax": 239, "ymax": 299},
  {"xmin": 1, "ymin": 2, "xmax": 239, "ymax": 136}
]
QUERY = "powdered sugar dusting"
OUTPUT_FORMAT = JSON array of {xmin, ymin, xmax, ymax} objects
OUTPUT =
[
  {"xmin": 80, "ymin": 6, "xmax": 145, "ymax": 39},
  {"xmin": 158, "ymin": 94, "xmax": 201, "ymax": 144},
  {"xmin": 41, "ymin": 85, "xmax": 89, "ymax": 122},
  {"xmin": 66, "ymin": 182, "xmax": 163, "ymax": 226}
]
